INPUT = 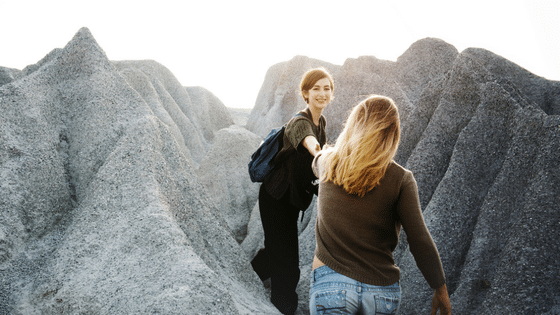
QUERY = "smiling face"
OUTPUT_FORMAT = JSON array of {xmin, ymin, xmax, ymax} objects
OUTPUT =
[{"xmin": 303, "ymin": 77, "xmax": 333, "ymax": 111}]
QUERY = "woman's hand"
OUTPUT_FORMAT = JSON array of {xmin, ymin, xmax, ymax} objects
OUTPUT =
[
  {"xmin": 431, "ymin": 283, "xmax": 451, "ymax": 315},
  {"xmin": 303, "ymin": 135, "xmax": 321, "ymax": 157}
]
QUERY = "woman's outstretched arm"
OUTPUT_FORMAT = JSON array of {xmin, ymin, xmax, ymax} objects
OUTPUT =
[{"xmin": 303, "ymin": 135, "xmax": 321, "ymax": 157}]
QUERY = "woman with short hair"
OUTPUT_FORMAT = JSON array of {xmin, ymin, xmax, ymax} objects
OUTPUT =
[{"xmin": 254, "ymin": 67, "xmax": 334, "ymax": 315}]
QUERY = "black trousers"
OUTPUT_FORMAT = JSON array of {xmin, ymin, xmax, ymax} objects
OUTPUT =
[{"xmin": 254, "ymin": 184, "xmax": 301, "ymax": 315}]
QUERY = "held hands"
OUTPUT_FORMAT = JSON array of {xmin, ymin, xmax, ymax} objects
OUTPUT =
[
  {"xmin": 303, "ymin": 135, "xmax": 321, "ymax": 157},
  {"xmin": 431, "ymin": 284, "xmax": 451, "ymax": 315}
]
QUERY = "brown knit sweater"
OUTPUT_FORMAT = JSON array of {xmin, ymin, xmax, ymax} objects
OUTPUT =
[{"xmin": 312, "ymin": 153, "xmax": 446, "ymax": 289}]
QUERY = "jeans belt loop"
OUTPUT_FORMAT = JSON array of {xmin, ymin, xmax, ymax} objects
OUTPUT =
[{"xmin": 312, "ymin": 268, "xmax": 316, "ymax": 284}]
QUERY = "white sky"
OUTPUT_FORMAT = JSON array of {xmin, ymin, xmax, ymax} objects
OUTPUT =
[{"xmin": 1, "ymin": 0, "xmax": 558, "ymax": 108}]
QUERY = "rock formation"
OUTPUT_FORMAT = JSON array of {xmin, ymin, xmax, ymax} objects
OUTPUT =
[
  {"xmin": 245, "ymin": 39, "xmax": 560, "ymax": 315},
  {"xmin": 0, "ymin": 28, "xmax": 278, "ymax": 314},
  {"xmin": 1, "ymin": 27, "xmax": 559, "ymax": 315},
  {"xmin": 197, "ymin": 125, "xmax": 261, "ymax": 243}
]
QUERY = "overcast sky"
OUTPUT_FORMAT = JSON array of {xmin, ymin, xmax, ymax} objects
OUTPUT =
[{"xmin": 1, "ymin": 0, "xmax": 558, "ymax": 108}]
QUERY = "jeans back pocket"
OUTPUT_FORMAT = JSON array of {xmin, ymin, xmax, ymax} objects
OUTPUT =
[
  {"xmin": 375, "ymin": 293, "xmax": 400, "ymax": 314},
  {"xmin": 313, "ymin": 289, "xmax": 347, "ymax": 314}
]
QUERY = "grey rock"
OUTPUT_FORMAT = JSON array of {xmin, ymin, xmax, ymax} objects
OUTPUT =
[
  {"xmin": 185, "ymin": 86, "xmax": 234, "ymax": 136},
  {"xmin": 394, "ymin": 37, "xmax": 459, "ymax": 101},
  {"xmin": 240, "ymin": 202, "xmax": 265, "ymax": 261},
  {"xmin": 398, "ymin": 81, "xmax": 560, "ymax": 314},
  {"xmin": 228, "ymin": 107, "xmax": 252, "ymax": 127},
  {"xmin": 197, "ymin": 125, "xmax": 261, "ymax": 243},
  {"xmin": 250, "ymin": 38, "xmax": 560, "ymax": 315},
  {"xmin": 113, "ymin": 60, "xmax": 235, "ymax": 166},
  {"xmin": 21, "ymin": 48, "xmax": 63, "ymax": 78},
  {"xmin": 0, "ymin": 67, "xmax": 20, "ymax": 86},
  {"xmin": 405, "ymin": 51, "xmax": 489, "ymax": 209},
  {"xmin": 113, "ymin": 60, "xmax": 195, "ymax": 164},
  {"xmin": 2, "ymin": 27, "xmax": 559, "ymax": 315},
  {"xmin": 464, "ymin": 47, "xmax": 560, "ymax": 115},
  {"xmin": 322, "ymin": 56, "xmax": 414, "ymax": 142},
  {"xmin": 0, "ymin": 27, "xmax": 279, "ymax": 314}
]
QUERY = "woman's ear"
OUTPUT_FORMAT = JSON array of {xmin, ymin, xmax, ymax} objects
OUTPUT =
[{"xmin": 302, "ymin": 90, "xmax": 309, "ymax": 103}]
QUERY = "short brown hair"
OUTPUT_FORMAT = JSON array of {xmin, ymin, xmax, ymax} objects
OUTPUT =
[{"xmin": 299, "ymin": 67, "xmax": 334, "ymax": 103}]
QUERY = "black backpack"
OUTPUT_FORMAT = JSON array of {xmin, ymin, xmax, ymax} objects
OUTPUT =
[{"xmin": 248, "ymin": 113, "xmax": 305, "ymax": 183}]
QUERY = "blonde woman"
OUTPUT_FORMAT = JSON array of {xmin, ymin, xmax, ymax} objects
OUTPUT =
[{"xmin": 310, "ymin": 95, "xmax": 451, "ymax": 315}]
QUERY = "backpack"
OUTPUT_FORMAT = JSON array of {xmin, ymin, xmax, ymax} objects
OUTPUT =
[{"xmin": 248, "ymin": 113, "xmax": 305, "ymax": 183}]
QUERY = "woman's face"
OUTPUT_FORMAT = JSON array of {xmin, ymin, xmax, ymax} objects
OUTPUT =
[{"xmin": 304, "ymin": 77, "xmax": 333, "ymax": 111}]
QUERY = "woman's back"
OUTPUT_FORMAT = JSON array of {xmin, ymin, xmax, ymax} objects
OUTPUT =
[
  {"xmin": 309, "ymin": 95, "xmax": 451, "ymax": 315},
  {"xmin": 314, "ymin": 157, "xmax": 445, "ymax": 289},
  {"xmin": 315, "ymin": 160, "xmax": 403, "ymax": 282}
]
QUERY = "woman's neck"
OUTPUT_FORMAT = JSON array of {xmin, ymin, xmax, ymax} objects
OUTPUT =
[{"xmin": 307, "ymin": 106, "xmax": 322, "ymax": 126}]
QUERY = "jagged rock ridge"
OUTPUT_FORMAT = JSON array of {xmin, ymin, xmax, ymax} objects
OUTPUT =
[
  {"xmin": 245, "ymin": 39, "xmax": 560, "ymax": 314},
  {"xmin": 0, "ymin": 28, "xmax": 275, "ymax": 314},
  {"xmin": 1, "ymin": 28, "xmax": 559, "ymax": 315}
]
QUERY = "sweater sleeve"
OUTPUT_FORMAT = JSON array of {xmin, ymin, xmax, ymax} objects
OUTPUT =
[
  {"xmin": 312, "ymin": 152, "xmax": 322, "ymax": 178},
  {"xmin": 396, "ymin": 171, "xmax": 446, "ymax": 289}
]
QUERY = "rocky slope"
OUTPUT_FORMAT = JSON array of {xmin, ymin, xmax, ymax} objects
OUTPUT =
[
  {"xmin": 1, "ymin": 27, "xmax": 559, "ymax": 315},
  {"xmin": 245, "ymin": 39, "xmax": 560, "ymax": 314},
  {"xmin": 0, "ymin": 28, "xmax": 275, "ymax": 314}
]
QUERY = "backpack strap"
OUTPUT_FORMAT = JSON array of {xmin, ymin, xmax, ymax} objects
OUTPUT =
[
  {"xmin": 290, "ymin": 108, "xmax": 325, "ymax": 145},
  {"xmin": 290, "ymin": 108, "xmax": 312, "ymax": 125}
]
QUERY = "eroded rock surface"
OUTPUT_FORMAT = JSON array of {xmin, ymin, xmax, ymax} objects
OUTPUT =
[
  {"xmin": 2, "ymin": 27, "xmax": 559, "ymax": 315},
  {"xmin": 246, "ymin": 40, "xmax": 560, "ymax": 315},
  {"xmin": 0, "ymin": 27, "xmax": 278, "ymax": 315}
]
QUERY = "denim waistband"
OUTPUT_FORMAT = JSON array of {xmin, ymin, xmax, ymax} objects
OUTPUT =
[
  {"xmin": 312, "ymin": 265, "xmax": 399, "ymax": 292},
  {"xmin": 313, "ymin": 265, "xmax": 338, "ymax": 281}
]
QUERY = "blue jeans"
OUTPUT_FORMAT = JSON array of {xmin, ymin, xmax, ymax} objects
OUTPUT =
[{"xmin": 309, "ymin": 265, "xmax": 401, "ymax": 315}]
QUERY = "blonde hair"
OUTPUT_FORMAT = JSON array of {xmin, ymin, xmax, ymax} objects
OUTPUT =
[{"xmin": 321, "ymin": 95, "xmax": 400, "ymax": 197}]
